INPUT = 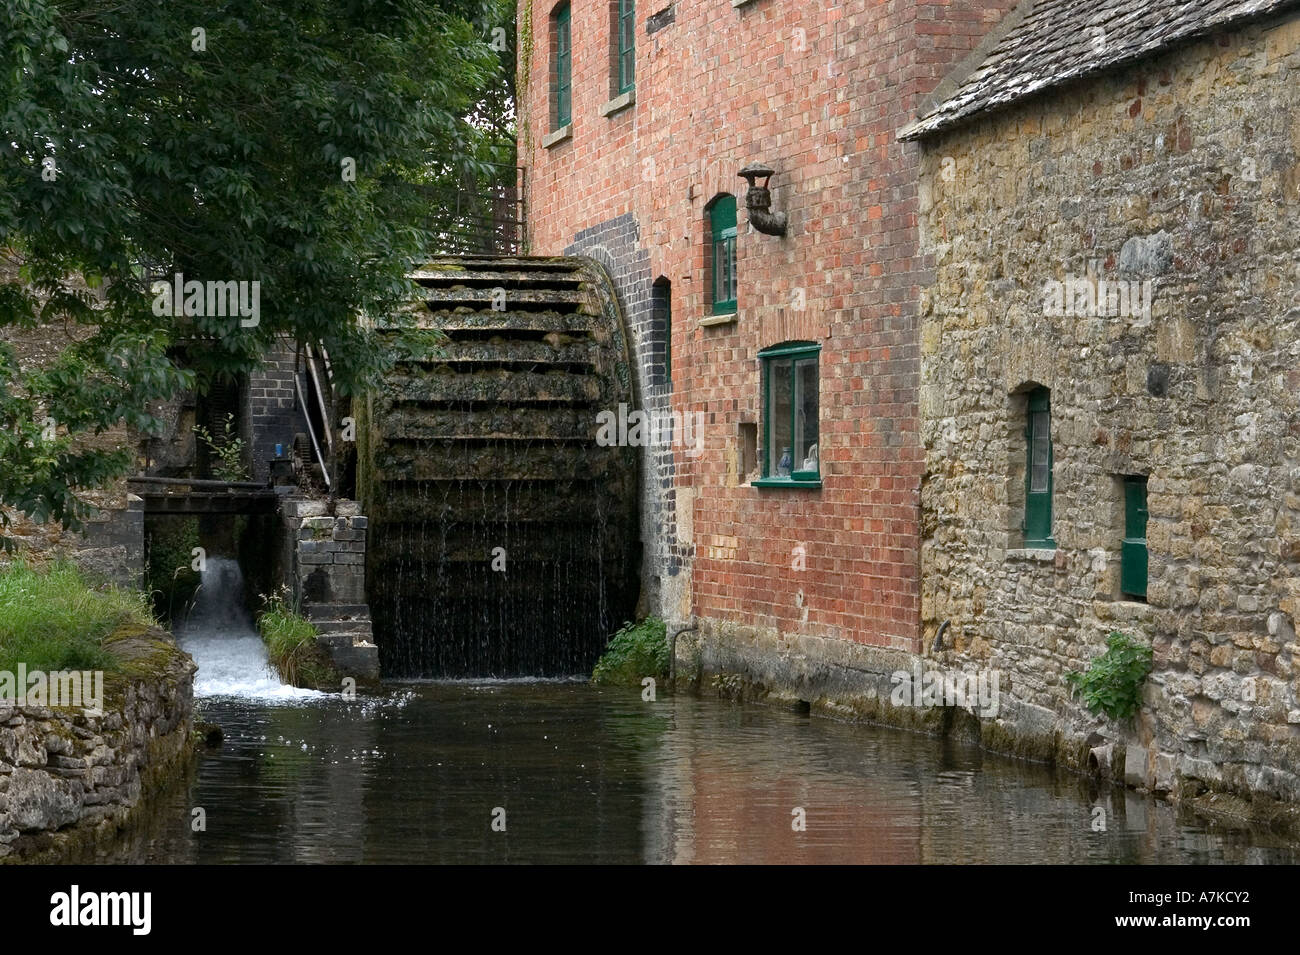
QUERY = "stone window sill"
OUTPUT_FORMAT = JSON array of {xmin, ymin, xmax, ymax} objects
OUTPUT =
[
  {"xmin": 599, "ymin": 89, "xmax": 635, "ymax": 117},
  {"xmin": 1111, "ymin": 598, "xmax": 1151, "ymax": 610},
  {"xmin": 700, "ymin": 312, "xmax": 737, "ymax": 327},
  {"xmin": 542, "ymin": 124, "xmax": 572, "ymax": 149},
  {"xmin": 1006, "ymin": 547, "xmax": 1056, "ymax": 562}
]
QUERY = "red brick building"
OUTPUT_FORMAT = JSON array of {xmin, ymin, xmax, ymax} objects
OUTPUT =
[{"xmin": 517, "ymin": 0, "xmax": 1015, "ymax": 674}]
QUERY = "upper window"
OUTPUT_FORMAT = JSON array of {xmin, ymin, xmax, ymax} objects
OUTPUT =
[
  {"xmin": 707, "ymin": 194, "xmax": 737, "ymax": 316},
  {"xmin": 616, "ymin": 0, "xmax": 635, "ymax": 95},
  {"xmin": 552, "ymin": 4, "xmax": 572, "ymax": 130},
  {"xmin": 756, "ymin": 342, "xmax": 820, "ymax": 487},
  {"xmin": 1024, "ymin": 386, "xmax": 1054, "ymax": 547}
]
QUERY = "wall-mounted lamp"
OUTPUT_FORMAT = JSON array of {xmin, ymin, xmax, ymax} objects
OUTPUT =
[{"xmin": 738, "ymin": 163, "xmax": 788, "ymax": 236}]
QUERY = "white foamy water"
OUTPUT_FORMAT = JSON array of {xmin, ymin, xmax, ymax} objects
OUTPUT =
[{"xmin": 178, "ymin": 557, "xmax": 323, "ymax": 702}]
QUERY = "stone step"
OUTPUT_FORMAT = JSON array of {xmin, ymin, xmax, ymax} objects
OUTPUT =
[
  {"xmin": 418, "ymin": 286, "xmax": 588, "ymax": 308},
  {"xmin": 305, "ymin": 603, "xmax": 370, "ymax": 620},
  {"xmin": 383, "ymin": 368, "xmax": 601, "ymax": 405},
  {"xmin": 315, "ymin": 631, "xmax": 374, "ymax": 651},
  {"xmin": 409, "ymin": 268, "xmax": 585, "ymax": 288},
  {"xmin": 313, "ymin": 618, "xmax": 373, "ymax": 636},
  {"xmin": 321, "ymin": 639, "xmax": 380, "ymax": 681},
  {"xmin": 394, "ymin": 310, "xmax": 600, "ymax": 334}
]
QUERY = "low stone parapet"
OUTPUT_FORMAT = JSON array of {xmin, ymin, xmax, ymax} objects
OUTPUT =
[{"xmin": 0, "ymin": 626, "xmax": 196, "ymax": 862}]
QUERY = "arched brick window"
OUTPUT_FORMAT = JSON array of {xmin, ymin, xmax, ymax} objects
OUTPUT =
[{"xmin": 705, "ymin": 194, "xmax": 737, "ymax": 316}]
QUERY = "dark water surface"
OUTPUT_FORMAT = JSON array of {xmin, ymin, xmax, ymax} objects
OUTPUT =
[{"xmin": 110, "ymin": 682, "xmax": 1299, "ymax": 864}]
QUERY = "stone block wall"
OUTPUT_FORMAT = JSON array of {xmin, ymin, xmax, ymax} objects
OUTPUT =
[
  {"xmin": 915, "ymin": 15, "xmax": 1300, "ymax": 805},
  {"xmin": 278, "ymin": 496, "xmax": 378, "ymax": 679},
  {"xmin": 76, "ymin": 496, "xmax": 146, "ymax": 589},
  {"xmin": 246, "ymin": 336, "xmax": 309, "ymax": 484},
  {"xmin": 280, "ymin": 497, "xmax": 368, "ymax": 607},
  {"xmin": 0, "ymin": 628, "xmax": 196, "ymax": 862},
  {"xmin": 1, "ymin": 490, "xmax": 145, "ymax": 591}
]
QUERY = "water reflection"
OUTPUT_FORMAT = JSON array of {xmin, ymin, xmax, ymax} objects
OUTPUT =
[{"xmin": 105, "ymin": 683, "xmax": 1298, "ymax": 864}]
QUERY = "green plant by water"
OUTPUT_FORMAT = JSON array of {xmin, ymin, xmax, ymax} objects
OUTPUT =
[
  {"xmin": 257, "ymin": 585, "xmax": 335, "ymax": 689},
  {"xmin": 1064, "ymin": 630, "xmax": 1153, "ymax": 721},
  {"xmin": 591, "ymin": 617, "xmax": 669, "ymax": 687},
  {"xmin": 193, "ymin": 412, "xmax": 248, "ymax": 482}
]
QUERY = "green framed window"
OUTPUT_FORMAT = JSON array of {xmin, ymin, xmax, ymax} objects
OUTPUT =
[
  {"xmin": 1121, "ymin": 476, "xmax": 1149, "ymax": 599},
  {"xmin": 554, "ymin": 4, "xmax": 572, "ymax": 129},
  {"xmin": 617, "ymin": 0, "xmax": 635, "ymax": 94},
  {"xmin": 755, "ymin": 342, "xmax": 820, "ymax": 488},
  {"xmin": 708, "ymin": 195, "xmax": 737, "ymax": 315},
  {"xmin": 1024, "ymin": 386, "xmax": 1054, "ymax": 547}
]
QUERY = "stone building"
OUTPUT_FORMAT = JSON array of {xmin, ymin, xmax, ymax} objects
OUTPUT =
[
  {"xmin": 517, "ymin": 0, "xmax": 1017, "ymax": 667},
  {"xmin": 902, "ymin": 0, "xmax": 1300, "ymax": 806}
]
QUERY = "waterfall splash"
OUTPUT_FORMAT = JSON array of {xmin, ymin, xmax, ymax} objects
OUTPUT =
[{"xmin": 177, "ymin": 556, "xmax": 322, "ymax": 701}]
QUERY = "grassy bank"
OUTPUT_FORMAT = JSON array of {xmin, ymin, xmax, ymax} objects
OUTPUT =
[{"xmin": 0, "ymin": 562, "xmax": 150, "ymax": 677}]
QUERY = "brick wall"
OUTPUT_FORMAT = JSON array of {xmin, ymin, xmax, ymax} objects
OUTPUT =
[{"xmin": 519, "ymin": 0, "xmax": 1018, "ymax": 650}]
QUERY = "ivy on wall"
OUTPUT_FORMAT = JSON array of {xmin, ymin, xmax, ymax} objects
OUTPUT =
[{"xmin": 519, "ymin": 0, "xmax": 534, "ymax": 154}]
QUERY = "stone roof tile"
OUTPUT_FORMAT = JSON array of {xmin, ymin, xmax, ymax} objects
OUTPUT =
[{"xmin": 901, "ymin": 0, "xmax": 1300, "ymax": 139}]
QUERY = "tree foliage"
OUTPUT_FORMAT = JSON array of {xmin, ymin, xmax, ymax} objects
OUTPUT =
[
  {"xmin": 0, "ymin": 0, "xmax": 506, "ymax": 540},
  {"xmin": 418, "ymin": 0, "xmax": 519, "ymax": 253}
]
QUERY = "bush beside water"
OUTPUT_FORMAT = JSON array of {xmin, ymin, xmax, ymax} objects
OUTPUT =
[
  {"xmin": 256, "ymin": 587, "xmax": 337, "ymax": 689},
  {"xmin": 591, "ymin": 617, "xmax": 670, "ymax": 687}
]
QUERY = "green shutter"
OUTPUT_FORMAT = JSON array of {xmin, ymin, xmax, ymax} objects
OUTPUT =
[
  {"xmin": 1121, "ymin": 476, "xmax": 1149, "ymax": 599},
  {"xmin": 555, "ymin": 5, "xmax": 571, "ymax": 129},
  {"xmin": 1024, "ymin": 387, "xmax": 1054, "ymax": 547},
  {"xmin": 710, "ymin": 195, "xmax": 737, "ymax": 315},
  {"xmin": 618, "ymin": 0, "xmax": 635, "ymax": 94}
]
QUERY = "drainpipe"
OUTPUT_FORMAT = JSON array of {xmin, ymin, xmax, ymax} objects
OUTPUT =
[
  {"xmin": 1088, "ymin": 742, "xmax": 1116, "ymax": 779},
  {"xmin": 931, "ymin": 619, "xmax": 951, "ymax": 653},
  {"xmin": 669, "ymin": 619, "xmax": 699, "ymax": 686}
]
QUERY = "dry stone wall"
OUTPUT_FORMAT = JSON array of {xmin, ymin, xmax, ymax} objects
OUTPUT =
[
  {"xmin": 916, "ymin": 15, "xmax": 1300, "ymax": 808},
  {"xmin": 0, "ymin": 628, "xmax": 196, "ymax": 862}
]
